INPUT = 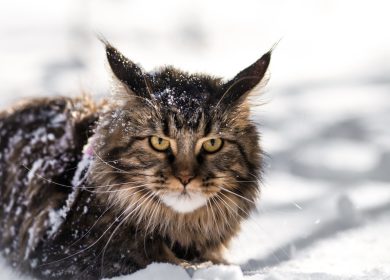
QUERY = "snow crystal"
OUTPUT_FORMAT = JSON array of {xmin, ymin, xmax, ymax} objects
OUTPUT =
[
  {"xmin": 27, "ymin": 159, "xmax": 43, "ymax": 183},
  {"xmin": 4, "ymin": 187, "xmax": 16, "ymax": 213},
  {"xmin": 30, "ymin": 259, "xmax": 38, "ymax": 269},
  {"xmin": 71, "ymin": 151, "xmax": 92, "ymax": 187},
  {"xmin": 47, "ymin": 209, "xmax": 63, "ymax": 238},
  {"xmin": 47, "ymin": 133, "xmax": 55, "ymax": 141},
  {"xmin": 50, "ymin": 114, "xmax": 66, "ymax": 124},
  {"xmin": 152, "ymin": 86, "xmax": 207, "ymax": 124},
  {"xmin": 24, "ymin": 224, "xmax": 37, "ymax": 260}
]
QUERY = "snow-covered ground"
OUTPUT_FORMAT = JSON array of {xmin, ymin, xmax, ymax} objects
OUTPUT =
[{"xmin": 1, "ymin": 0, "xmax": 389, "ymax": 279}]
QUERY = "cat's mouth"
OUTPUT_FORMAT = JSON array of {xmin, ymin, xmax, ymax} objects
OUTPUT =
[{"xmin": 159, "ymin": 190, "xmax": 209, "ymax": 214}]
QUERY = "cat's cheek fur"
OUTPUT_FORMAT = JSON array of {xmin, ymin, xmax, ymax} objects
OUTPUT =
[{"xmin": 160, "ymin": 192, "xmax": 208, "ymax": 213}]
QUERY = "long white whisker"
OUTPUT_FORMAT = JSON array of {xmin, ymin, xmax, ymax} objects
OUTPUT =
[
  {"xmin": 100, "ymin": 192, "xmax": 156, "ymax": 274},
  {"xmin": 39, "ymin": 202, "xmax": 132, "ymax": 267},
  {"xmin": 218, "ymin": 186, "xmax": 257, "ymax": 205},
  {"xmin": 208, "ymin": 197, "xmax": 221, "ymax": 237},
  {"xmin": 212, "ymin": 195, "xmax": 233, "ymax": 231},
  {"xmin": 92, "ymin": 148, "xmax": 133, "ymax": 174},
  {"xmin": 91, "ymin": 184, "xmax": 149, "ymax": 194},
  {"xmin": 67, "ymin": 203, "xmax": 116, "ymax": 248}
]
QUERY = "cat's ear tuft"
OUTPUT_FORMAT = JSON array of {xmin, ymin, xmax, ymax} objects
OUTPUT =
[
  {"xmin": 103, "ymin": 41, "xmax": 150, "ymax": 98},
  {"xmin": 218, "ymin": 51, "xmax": 271, "ymax": 105}
]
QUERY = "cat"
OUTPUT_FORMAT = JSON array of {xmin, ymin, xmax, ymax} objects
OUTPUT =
[{"xmin": 0, "ymin": 41, "xmax": 271, "ymax": 279}]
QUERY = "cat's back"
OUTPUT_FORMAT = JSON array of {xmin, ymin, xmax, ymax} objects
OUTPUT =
[{"xmin": 0, "ymin": 96, "xmax": 97, "ymax": 267}]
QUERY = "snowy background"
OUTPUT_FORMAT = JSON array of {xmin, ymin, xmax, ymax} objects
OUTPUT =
[{"xmin": 1, "ymin": 0, "xmax": 390, "ymax": 279}]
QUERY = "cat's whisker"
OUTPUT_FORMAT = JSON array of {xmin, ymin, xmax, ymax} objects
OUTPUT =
[
  {"xmin": 144, "ymin": 196, "xmax": 161, "ymax": 235},
  {"xmin": 204, "ymin": 199, "xmax": 213, "ymax": 236},
  {"xmin": 67, "ymin": 203, "xmax": 116, "ymax": 248},
  {"xmin": 92, "ymin": 191, "xmax": 151, "ymax": 270},
  {"xmin": 91, "ymin": 148, "xmax": 134, "ymax": 175},
  {"xmin": 218, "ymin": 186, "xmax": 257, "ymax": 205},
  {"xmin": 90, "ymin": 170, "xmax": 156, "ymax": 178},
  {"xmin": 219, "ymin": 192, "xmax": 249, "ymax": 218},
  {"xmin": 92, "ymin": 184, "xmax": 149, "ymax": 194},
  {"xmin": 218, "ymin": 192, "xmax": 290, "ymax": 261},
  {"xmin": 100, "ymin": 191, "xmax": 156, "ymax": 273},
  {"xmin": 80, "ymin": 188, "xmax": 150, "ymax": 262},
  {"xmin": 143, "ymin": 196, "xmax": 162, "ymax": 257},
  {"xmin": 211, "ymin": 175, "xmax": 260, "ymax": 184},
  {"xmin": 248, "ymin": 171, "xmax": 262, "ymax": 181},
  {"xmin": 22, "ymin": 164, "xmax": 90, "ymax": 190},
  {"xmin": 135, "ymin": 192, "xmax": 155, "ymax": 226},
  {"xmin": 90, "ymin": 181, "xmax": 148, "ymax": 190},
  {"xmin": 208, "ymin": 197, "xmax": 221, "ymax": 238},
  {"xmin": 211, "ymin": 195, "xmax": 233, "ymax": 232},
  {"xmin": 215, "ymin": 193, "xmax": 281, "ymax": 258},
  {"xmin": 22, "ymin": 164, "xmax": 148, "ymax": 192},
  {"xmin": 39, "ymin": 201, "xmax": 133, "ymax": 267},
  {"xmin": 213, "ymin": 195, "xmax": 241, "ymax": 232}
]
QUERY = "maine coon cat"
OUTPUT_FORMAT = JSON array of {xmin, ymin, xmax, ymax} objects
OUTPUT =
[{"xmin": 0, "ymin": 41, "xmax": 271, "ymax": 279}]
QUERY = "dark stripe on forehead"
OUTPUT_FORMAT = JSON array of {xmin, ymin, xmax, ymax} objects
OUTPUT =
[
  {"xmin": 162, "ymin": 115, "xmax": 170, "ymax": 137},
  {"xmin": 204, "ymin": 119, "xmax": 212, "ymax": 136}
]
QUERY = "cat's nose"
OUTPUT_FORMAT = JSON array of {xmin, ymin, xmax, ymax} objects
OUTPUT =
[{"xmin": 176, "ymin": 172, "xmax": 195, "ymax": 186}]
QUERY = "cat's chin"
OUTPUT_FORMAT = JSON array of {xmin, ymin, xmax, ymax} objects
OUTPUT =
[{"xmin": 159, "ymin": 192, "xmax": 208, "ymax": 214}]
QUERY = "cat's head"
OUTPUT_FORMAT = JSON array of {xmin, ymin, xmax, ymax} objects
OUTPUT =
[{"xmin": 92, "ymin": 42, "xmax": 270, "ymax": 231}]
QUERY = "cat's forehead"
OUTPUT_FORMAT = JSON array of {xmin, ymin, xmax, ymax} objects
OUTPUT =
[
  {"xmin": 148, "ymin": 68, "xmax": 222, "ymax": 126},
  {"xmin": 149, "ymin": 67, "xmax": 221, "ymax": 93}
]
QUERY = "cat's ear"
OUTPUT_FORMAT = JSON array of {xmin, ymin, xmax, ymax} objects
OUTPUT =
[
  {"xmin": 218, "ymin": 51, "xmax": 271, "ymax": 105},
  {"xmin": 105, "ymin": 42, "xmax": 150, "ymax": 98}
]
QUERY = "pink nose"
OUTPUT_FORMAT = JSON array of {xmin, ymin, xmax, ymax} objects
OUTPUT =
[{"xmin": 176, "ymin": 173, "xmax": 194, "ymax": 185}]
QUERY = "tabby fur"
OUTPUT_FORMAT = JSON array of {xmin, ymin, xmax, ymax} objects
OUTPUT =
[{"xmin": 0, "ymin": 42, "xmax": 270, "ymax": 279}]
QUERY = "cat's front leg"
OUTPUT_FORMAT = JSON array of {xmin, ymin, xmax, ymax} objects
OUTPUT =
[{"xmin": 200, "ymin": 243, "xmax": 230, "ymax": 265}]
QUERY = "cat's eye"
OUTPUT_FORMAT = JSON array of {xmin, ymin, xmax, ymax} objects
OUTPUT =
[
  {"xmin": 150, "ymin": 136, "xmax": 170, "ymax": 151},
  {"xmin": 202, "ymin": 138, "xmax": 223, "ymax": 153}
]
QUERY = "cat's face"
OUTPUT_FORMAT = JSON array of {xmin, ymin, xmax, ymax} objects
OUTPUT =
[{"xmin": 92, "ymin": 43, "xmax": 270, "ymax": 221}]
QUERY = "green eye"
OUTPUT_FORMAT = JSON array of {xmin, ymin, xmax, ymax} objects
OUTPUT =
[
  {"xmin": 150, "ymin": 136, "xmax": 170, "ymax": 151},
  {"xmin": 202, "ymin": 138, "xmax": 223, "ymax": 153}
]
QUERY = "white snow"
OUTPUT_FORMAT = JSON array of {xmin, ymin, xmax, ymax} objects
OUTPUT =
[
  {"xmin": 27, "ymin": 159, "xmax": 44, "ymax": 183},
  {"xmin": 105, "ymin": 263, "xmax": 245, "ymax": 280},
  {"xmin": 1, "ymin": 0, "xmax": 390, "ymax": 279},
  {"xmin": 297, "ymin": 139, "xmax": 381, "ymax": 173}
]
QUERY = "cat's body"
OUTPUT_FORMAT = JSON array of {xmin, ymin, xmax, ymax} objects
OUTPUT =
[{"xmin": 0, "ymin": 43, "xmax": 270, "ymax": 279}]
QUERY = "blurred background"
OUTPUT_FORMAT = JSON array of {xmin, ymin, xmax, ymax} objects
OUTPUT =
[{"xmin": 1, "ymin": 0, "xmax": 390, "ymax": 278}]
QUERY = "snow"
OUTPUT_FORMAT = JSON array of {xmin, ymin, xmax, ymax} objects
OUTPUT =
[
  {"xmin": 27, "ymin": 159, "xmax": 44, "ymax": 183},
  {"xmin": 105, "ymin": 263, "xmax": 244, "ymax": 280},
  {"xmin": 250, "ymin": 215, "xmax": 390, "ymax": 279},
  {"xmin": 47, "ymin": 143, "xmax": 92, "ymax": 237},
  {"xmin": 1, "ymin": 0, "xmax": 390, "ymax": 279}
]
